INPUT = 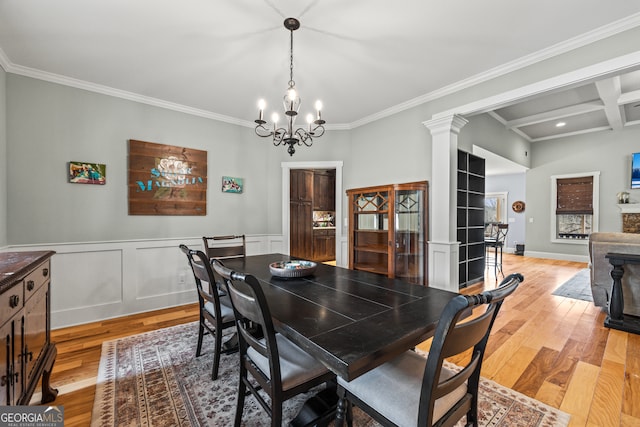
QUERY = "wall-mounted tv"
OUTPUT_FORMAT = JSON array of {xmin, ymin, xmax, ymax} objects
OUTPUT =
[{"xmin": 632, "ymin": 153, "xmax": 640, "ymax": 189}]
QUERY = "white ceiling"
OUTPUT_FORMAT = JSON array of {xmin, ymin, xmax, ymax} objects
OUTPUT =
[{"xmin": 2, "ymin": 0, "xmax": 640, "ymax": 133}]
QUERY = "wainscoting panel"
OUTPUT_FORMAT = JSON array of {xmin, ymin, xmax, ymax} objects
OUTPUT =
[
  {"xmin": 52, "ymin": 249, "xmax": 123, "ymax": 310},
  {"xmin": 136, "ymin": 245, "xmax": 195, "ymax": 300},
  {"xmin": 6, "ymin": 235, "xmax": 280, "ymax": 329}
]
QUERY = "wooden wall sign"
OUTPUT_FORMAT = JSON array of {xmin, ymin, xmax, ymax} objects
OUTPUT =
[{"xmin": 128, "ymin": 139, "xmax": 207, "ymax": 215}]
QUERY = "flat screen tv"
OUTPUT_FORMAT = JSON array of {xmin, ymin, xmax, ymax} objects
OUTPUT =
[{"xmin": 632, "ymin": 153, "xmax": 640, "ymax": 189}]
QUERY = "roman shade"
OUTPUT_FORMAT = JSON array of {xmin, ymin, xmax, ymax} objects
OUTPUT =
[{"xmin": 556, "ymin": 176, "xmax": 593, "ymax": 215}]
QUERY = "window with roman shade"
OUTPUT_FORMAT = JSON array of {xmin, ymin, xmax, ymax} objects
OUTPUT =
[{"xmin": 551, "ymin": 172, "xmax": 599, "ymax": 244}]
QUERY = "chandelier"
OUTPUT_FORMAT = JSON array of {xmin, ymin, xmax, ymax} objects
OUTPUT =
[{"xmin": 254, "ymin": 17, "xmax": 326, "ymax": 156}]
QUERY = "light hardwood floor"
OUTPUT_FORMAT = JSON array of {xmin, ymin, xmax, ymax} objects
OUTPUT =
[{"xmin": 45, "ymin": 254, "xmax": 639, "ymax": 426}]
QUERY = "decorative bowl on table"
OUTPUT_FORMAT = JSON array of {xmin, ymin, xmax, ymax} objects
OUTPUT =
[{"xmin": 269, "ymin": 260, "xmax": 317, "ymax": 278}]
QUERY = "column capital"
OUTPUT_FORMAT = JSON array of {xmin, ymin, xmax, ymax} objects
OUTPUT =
[{"xmin": 422, "ymin": 114, "xmax": 468, "ymax": 136}]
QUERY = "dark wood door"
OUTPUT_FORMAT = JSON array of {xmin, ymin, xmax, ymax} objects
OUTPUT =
[
  {"xmin": 291, "ymin": 169, "xmax": 313, "ymax": 202},
  {"xmin": 290, "ymin": 201, "xmax": 313, "ymax": 259},
  {"xmin": 290, "ymin": 170, "xmax": 314, "ymax": 259},
  {"xmin": 313, "ymin": 171, "xmax": 335, "ymax": 211}
]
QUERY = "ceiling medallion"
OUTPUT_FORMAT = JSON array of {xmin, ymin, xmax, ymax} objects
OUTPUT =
[{"xmin": 254, "ymin": 18, "xmax": 326, "ymax": 156}]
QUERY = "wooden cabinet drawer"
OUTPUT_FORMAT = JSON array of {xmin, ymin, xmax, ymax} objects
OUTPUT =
[
  {"xmin": 0, "ymin": 282, "xmax": 24, "ymax": 322},
  {"xmin": 24, "ymin": 260, "xmax": 50, "ymax": 302}
]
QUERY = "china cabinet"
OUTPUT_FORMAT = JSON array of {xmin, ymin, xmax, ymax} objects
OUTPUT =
[{"xmin": 347, "ymin": 181, "xmax": 428, "ymax": 285}]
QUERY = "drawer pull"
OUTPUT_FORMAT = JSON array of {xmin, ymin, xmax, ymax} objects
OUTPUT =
[
  {"xmin": 43, "ymin": 268, "xmax": 49, "ymax": 277},
  {"xmin": 9, "ymin": 295, "xmax": 19, "ymax": 308},
  {"xmin": 27, "ymin": 280, "xmax": 35, "ymax": 291}
]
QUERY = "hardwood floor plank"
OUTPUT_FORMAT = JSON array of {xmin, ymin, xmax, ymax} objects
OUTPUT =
[
  {"xmin": 623, "ymin": 333, "xmax": 640, "ymax": 418},
  {"xmin": 490, "ymin": 345, "xmax": 538, "ymax": 388},
  {"xmin": 560, "ymin": 361, "xmax": 600, "ymax": 426},
  {"xmin": 512, "ymin": 346, "xmax": 559, "ymax": 397},
  {"xmin": 587, "ymin": 359, "xmax": 624, "ymax": 427},
  {"xmin": 535, "ymin": 380, "xmax": 565, "ymax": 408},
  {"xmin": 546, "ymin": 338, "xmax": 583, "ymax": 389},
  {"xmin": 580, "ymin": 323, "xmax": 608, "ymax": 366},
  {"xmin": 603, "ymin": 329, "xmax": 628, "ymax": 364}
]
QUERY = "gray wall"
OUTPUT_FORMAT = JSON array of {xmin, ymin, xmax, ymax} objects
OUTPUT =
[
  {"xmin": 486, "ymin": 173, "xmax": 526, "ymax": 250},
  {"xmin": 459, "ymin": 113, "xmax": 531, "ymax": 169},
  {"xmin": 0, "ymin": 65, "xmax": 6, "ymax": 247},
  {"xmin": 6, "ymin": 75, "xmax": 265, "ymax": 244},
  {"xmin": 526, "ymin": 125, "xmax": 640, "ymax": 258},
  {"xmin": 5, "ymin": 74, "xmax": 353, "ymax": 245}
]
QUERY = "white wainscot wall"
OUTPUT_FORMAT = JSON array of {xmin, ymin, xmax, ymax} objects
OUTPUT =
[{"xmin": 8, "ymin": 235, "xmax": 284, "ymax": 329}]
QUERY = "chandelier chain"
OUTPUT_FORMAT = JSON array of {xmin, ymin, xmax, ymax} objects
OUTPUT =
[{"xmin": 289, "ymin": 30, "xmax": 295, "ymax": 88}]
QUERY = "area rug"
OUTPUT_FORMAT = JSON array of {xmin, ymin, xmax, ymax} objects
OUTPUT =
[
  {"xmin": 91, "ymin": 322, "xmax": 570, "ymax": 426},
  {"xmin": 552, "ymin": 268, "xmax": 593, "ymax": 301}
]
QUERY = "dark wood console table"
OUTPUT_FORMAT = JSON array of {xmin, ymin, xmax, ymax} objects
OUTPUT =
[
  {"xmin": 0, "ymin": 251, "xmax": 58, "ymax": 405},
  {"xmin": 604, "ymin": 252, "xmax": 640, "ymax": 335}
]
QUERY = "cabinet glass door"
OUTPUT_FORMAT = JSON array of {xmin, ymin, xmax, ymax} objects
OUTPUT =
[
  {"xmin": 394, "ymin": 189, "xmax": 424, "ymax": 284},
  {"xmin": 352, "ymin": 190, "xmax": 389, "ymax": 275}
]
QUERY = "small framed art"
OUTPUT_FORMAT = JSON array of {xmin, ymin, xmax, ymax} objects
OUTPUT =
[
  {"xmin": 68, "ymin": 161, "xmax": 106, "ymax": 185},
  {"xmin": 222, "ymin": 176, "xmax": 243, "ymax": 193}
]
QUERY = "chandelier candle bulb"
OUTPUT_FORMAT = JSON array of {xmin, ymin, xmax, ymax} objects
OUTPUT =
[{"xmin": 306, "ymin": 114, "xmax": 313, "ymax": 132}]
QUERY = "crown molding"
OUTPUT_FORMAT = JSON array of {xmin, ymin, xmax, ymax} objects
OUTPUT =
[
  {"xmin": 2, "ymin": 13, "xmax": 640, "ymax": 129},
  {"xmin": 350, "ymin": 12, "xmax": 640, "ymax": 128},
  {"xmin": 4, "ymin": 60, "xmax": 251, "ymax": 127}
]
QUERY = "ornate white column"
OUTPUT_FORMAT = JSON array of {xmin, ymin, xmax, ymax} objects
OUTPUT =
[{"xmin": 423, "ymin": 115, "xmax": 468, "ymax": 292}]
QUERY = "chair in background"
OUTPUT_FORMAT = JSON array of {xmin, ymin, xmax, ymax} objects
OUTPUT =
[
  {"xmin": 484, "ymin": 223, "xmax": 509, "ymax": 280},
  {"xmin": 335, "ymin": 273, "xmax": 523, "ymax": 427},
  {"xmin": 179, "ymin": 244, "xmax": 237, "ymax": 380},
  {"xmin": 212, "ymin": 260, "xmax": 336, "ymax": 427},
  {"xmin": 203, "ymin": 234, "xmax": 246, "ymax": 260}
]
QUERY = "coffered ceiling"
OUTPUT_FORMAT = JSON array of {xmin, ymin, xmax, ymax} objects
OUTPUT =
[
  {"xmin": 489, "ymin": 69, "xmax": 640, "ymax": 142},
  {"xmin": 1, "ymin": 0, "xmax": 640, "ymax": 138}
]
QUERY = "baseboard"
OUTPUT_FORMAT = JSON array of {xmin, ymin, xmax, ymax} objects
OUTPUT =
[{"xmin": 524, "ymin": 250, "xmax": 589, "ymax": 263}]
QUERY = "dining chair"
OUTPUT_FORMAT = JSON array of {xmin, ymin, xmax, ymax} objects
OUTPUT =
[
  {"xmin": 335, "ymin": 272, "xmax": 524, "ymax": 427},
  {"xmin": 485, "ymin": 223, "xmax": 509, "ymax": 279},
  {"xmin": 202, "ymin": 234, "xmax": 246, "ymax": 260},
  {"xmin": 212, "ymin": 260, "xmax": 337, "ymax": 427},
  {"xmin": 179, "ymin": 244, "xmax": 237, "ymax": 380}
]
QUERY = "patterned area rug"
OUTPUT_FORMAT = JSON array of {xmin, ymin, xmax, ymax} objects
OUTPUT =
[
  {"xmin": 91, "ymin": 322, "xmax": 570, "ymax": 426},
  {"xmin": 552, "ymin": 268, "xmax": 593, "ymax": 301}
]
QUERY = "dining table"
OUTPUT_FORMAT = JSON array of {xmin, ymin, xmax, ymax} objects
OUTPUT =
[{"xmin": 220, "ymin": 253, "xmax": 460, "ymax": 382}]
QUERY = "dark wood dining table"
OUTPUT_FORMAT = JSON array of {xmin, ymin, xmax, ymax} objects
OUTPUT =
[{"xmin": 221, "ymin": 253, "xmax": 460, "ymax": 381}]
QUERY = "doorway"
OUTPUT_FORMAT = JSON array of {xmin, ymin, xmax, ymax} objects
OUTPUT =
[
  {"xmin": 485, "ymin": 192, "xmax": 508, "ymax": 224},
  {"xmin": 281, "ymin": 161, "xmax": 344, "ymax": 266}
]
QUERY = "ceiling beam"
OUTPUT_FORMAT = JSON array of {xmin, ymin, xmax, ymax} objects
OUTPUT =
[
  {"xmin": 504, "ymin": 101, "xmax": 604, "ymax": 129},
  {"xmin": 531, "ymin": 125, "xmax": 611, "ymax": 142},
  {"xmin": 618, "ymin": 88, "xmax": 640, "ymax": 105},
  {"xmin": 595, "ymin": 77, "xmax": 624, "ymax": 130}
]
